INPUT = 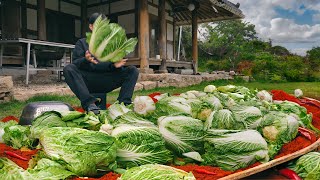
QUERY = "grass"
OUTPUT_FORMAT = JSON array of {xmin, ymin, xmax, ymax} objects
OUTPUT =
[{"xmin": 1, "ymin": 79, "xmax": 320, "ymax": 120}]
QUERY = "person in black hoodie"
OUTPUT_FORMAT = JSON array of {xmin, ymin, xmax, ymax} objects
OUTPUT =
[{"xmin": 63, "ymin": 13, "xmax": 139, "ymax": 114}]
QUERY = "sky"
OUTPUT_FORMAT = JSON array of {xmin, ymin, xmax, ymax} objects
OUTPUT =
[{"xmin": 228, "ymin": 0, "xmax": 320, "ymax": 56}]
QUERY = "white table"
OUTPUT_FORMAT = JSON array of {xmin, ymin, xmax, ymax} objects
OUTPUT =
[{"xmin": 0, "ymin": 38, "xmax": 75, "ymax": 85}]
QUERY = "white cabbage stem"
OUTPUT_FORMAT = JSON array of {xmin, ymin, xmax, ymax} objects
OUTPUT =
[
  {"xmin": 256, "ymin": 90, "xmax": 273, "ymax": 102},
  {"xmin": 133, "ymin": 96, "xmax": 156, "ymax": 115},
  {"xmin": 294, "ymin": 89, "xmax": 303, "ymax": 98}
]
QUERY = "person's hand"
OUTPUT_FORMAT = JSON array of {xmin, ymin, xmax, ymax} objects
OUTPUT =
[
  {"xmin": 85, "ymin": 50, "xmax": 99, "ymax": 64},
  {"xmin": 114, "ymin": 59, "xmax": 127, "ymax": 68}
]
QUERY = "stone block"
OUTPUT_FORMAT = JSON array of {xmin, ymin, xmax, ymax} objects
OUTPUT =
[
  {"xmin": 139, "ymin": 73, "xmax": 166, "ymax": 82},
  {"xmin": 157, "ymin": 81, "xmax": 170, "ymax": 88},
  {"xmin": 0, "ymin": 76, "xmax": 13, "ymax": 92},
  {"xmin": 134, "ymin": 83, "xmax": 143, "ymax": 91},
  {"xmin": 179, "ymin": 75, "xmax": 202, "ymax": 87},
  {"xmin": 140, "ymin": 81, "xmax": 157, "ymax": 90},
  {"xmin": 202, "ymin": 74, "xmax": 219, "ymax": 81},
  {"xmin": 164, "ymin": 74, "xmax": 182, "ymax": 83}
]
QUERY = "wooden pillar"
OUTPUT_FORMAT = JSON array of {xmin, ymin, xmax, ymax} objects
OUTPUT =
[
  {"xmin": 21, "ymin": 0, "xmax": 27, "ymax": 38},
  {"xmin": 173, "ymin": 20, "xmax": 176, "ymax": 60},
  {"xmin": 158, "ymin": 0, "xmax": 168, "ymax": 73},
  {"xmin": 139, "ymin": 0, "xmax": 152, "ymax": 73},
  {"xmin": 2, "ymin": 0, "xmax": 22, "ymax": 55},
  {"xmin": 2, "ymin": 0, "xmax": 21, "ymax": 39},
  {"xmin": 192, "ymin": 9, "xmax": 198, "ymax": 74},
  {"xmin": 37, "ymin": 0, "xmax": 47, "ymax": 40},
  {"xmin": 81, "ymin": 0, "xmax": 87, "ymax": 37}
]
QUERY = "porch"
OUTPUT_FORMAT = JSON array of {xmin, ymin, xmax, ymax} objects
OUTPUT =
[{"xmin": 0, "ymin": 0, "xmax": 244, "ymax": 77}]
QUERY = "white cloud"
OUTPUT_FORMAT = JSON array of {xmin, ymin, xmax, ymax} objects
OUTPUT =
[
  {"xmin": 313, "ymin": 13, "xmax": 320, "ymax": 23},
  {"xmin": 266, "ymin": 18, "xmax": 320, "ymax": 43},
  {"xmin": 229, "ymin": 0, "xmax": 320, "ymax": 56},
  {"xmin": 290, "ymin": 48, "xmax": 309, "ymax": 56}
]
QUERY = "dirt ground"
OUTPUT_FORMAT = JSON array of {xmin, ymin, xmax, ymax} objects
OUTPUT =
[{"xmin": 11, "ymin": 73, "xmax": 73, "ymax": 101}]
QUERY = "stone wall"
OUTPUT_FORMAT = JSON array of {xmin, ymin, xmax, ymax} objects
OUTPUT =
[
  {"xmin": 0, "ymin": 76, "xmax": 13, "ymax": 102},
  {"xmin": 136, "ymin": 71, "xmax": 233, "ymax": 90}
]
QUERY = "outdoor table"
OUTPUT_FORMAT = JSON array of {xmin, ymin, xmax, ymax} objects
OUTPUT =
[{"xmin": 0, "ymin": 38, "xmax": 75, "ymax": 85}]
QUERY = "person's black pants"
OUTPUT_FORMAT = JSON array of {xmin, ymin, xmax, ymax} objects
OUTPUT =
[{"xmin": 63, "ymin": 64, "xmax": 139, "ymax": 109}]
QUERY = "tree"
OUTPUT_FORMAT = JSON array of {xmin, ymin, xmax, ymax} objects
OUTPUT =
[
  {"xmin": 306, "ymin": 47, "xmax": 320, "ymax": 70},
  {"xmin": 201, "ymin": 20, "xmax": 257, "ymax": 70},
  {"xmin": 269, "ymin": 45, "xmax": 290, "ymax": 56}
]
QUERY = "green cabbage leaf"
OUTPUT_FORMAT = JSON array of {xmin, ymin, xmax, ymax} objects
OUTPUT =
[{"xmin": 86, "ymin": 15, "xmax": 138, "ymax": 62}]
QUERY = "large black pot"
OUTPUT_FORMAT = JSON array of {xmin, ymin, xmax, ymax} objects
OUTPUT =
[{"xmin": 19, "ymin": 101, "xmax": 74, "ymax": 125}]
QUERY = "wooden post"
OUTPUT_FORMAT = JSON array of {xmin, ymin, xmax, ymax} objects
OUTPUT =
[
  {"xmin": 173, "ymin": 20, "xmax": 176, "ymax": 60},
  {"xmin": 158, "ymin": 0, "xmax": 167, "ymax": 73},
  {"xmin": 2, "ymin": 0, "xmax": 22, "ymax": 56},
  {"xmin": 81, "ymin": 0, "xmax": 87, "ymax": 37},
  {"xmin": 2, "ymin": 0, "xmax": 21, "ymax": 38},
  {"xmin": 192, "ymin": 9, "xmax": 198, "ymax": 74},
  {"xmin": 37, "ymin": 0, "xmax": 47, "ymax": 40},
  {"xmin": 139, "ymin": 0, "xmax": 152, "ymax": 73},
  {"xmin": 21, "ymin": 0, "xmax": 27, "ymax": 38}
]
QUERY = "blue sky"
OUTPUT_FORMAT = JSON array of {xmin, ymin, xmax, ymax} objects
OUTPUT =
[{"xmin": 229, "ymin": 0, "xmax": 320, "ymax": 56}]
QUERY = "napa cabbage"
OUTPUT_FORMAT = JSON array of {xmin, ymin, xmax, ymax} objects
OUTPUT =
[
  {"xmin": 2, "ymin": 124, "xmax": 36, "ymax": 149},
  {"xmin": 200, "ymin": 94, "xmax": 223, "ymax": 110},
  {"xmin": 180, "ymin": 90, "xmax": 206, "ymax": 99},
  {"xmin": 256, "ymin": 90, "xmax": 273, "ymax": 102},
  {"xmin": 108, "ymin": 102, "xmax": 132, "ymax": 120},
  {"xmin": 153, "ymin": 96, "xmax": 192, "ymax": 120},
  {"xmin": 158, "ymin": 115, "xmax": 205, "ymax": 155},
  {"xmin": 0, "ymin": 120, "xmax": 18, "ymax": 143},
  {"xmin": 0, "ymin": 157, "xmax": 75, "ymax": 180},
  {"xmin": 111, "ymin": 124, "xmax": 172, "ymax": 168},
  {"xmin": 118, "ymin": 164, "xmax": 196, "ymax": 180},
  {"xmin": 294, "ymin": 89, "xmax": 303, "ymax": 98},
  {"xmin": 272, "ymin": 100, "xmax": 319, "ymax": 133},
  {"xmin": 257, "ymin": 111, "xmax": 299, "ymax": 158},
  {"xmin": 39, "ymin": 127, "xmax": 117, "ymax": 176},
  {"xmin": 30, "ymin": 111, "xmax": 101, "ymax": 139},
  {"xmin": 86, "ymin": 15, "xmax": 138, "ymax": 62},
  {"xmin": 204, "ymin": 85, "xmax": 216, "ymax": 93},
  {"xmin": 290, "ymin": 152, "xmax": 320, "ymax": 180},
  {"xmin": 203, "ymin": 129, "xmax": 269, "ymax": 171},
  {"xmin": 133, "ymin": 96, "xmax": 156, "ymax": 116},
  {"xmin": 112, "ymin": 111, "xmax": 155, "ymax": 127}
]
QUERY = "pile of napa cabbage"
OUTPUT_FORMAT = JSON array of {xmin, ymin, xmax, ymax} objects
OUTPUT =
[{"xmin": 0, "ymin": 84, "xmax": 318, "ymax": 180}]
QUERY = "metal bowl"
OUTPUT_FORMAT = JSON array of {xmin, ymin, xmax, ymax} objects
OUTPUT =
[{"xmin": 19, "ymin": 101, "xmax": 74, "ymax": 125}]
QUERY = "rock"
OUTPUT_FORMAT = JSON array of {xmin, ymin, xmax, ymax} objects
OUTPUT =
[
  {"xmin": 0, "ymin": 76, "xmax": 13, "ymax": 102},
  {"xmin": 0, "ymin": 76, "xmax": 13, "ymax": 92},
  {"xmin": 134, "ymin": 83, "xmax": 143, "ymax": 91}
]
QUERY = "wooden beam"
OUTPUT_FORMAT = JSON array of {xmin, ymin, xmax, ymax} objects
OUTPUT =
[
  {"xmin": 81, "ymin": 0, "xmax": 87, "ymax": 37},
  {"xmin": 138, "ymin": 0, "xmax": 151, "ymax": 72},
  {"xmin": 158, "ymin": 0, "xmax": 167, "ymax": 73},
  {"xmin": 37, "ymin": 0, "xmax": 46, "ymax": 40},
  {"xmin": 192, "ymin": 9, "xmax": 198, "ymax": 74}
]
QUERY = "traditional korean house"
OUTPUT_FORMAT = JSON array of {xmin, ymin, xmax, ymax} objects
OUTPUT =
[{"xmin": 0, "ymin": 0, "xmax": 243, "ymax": 73}]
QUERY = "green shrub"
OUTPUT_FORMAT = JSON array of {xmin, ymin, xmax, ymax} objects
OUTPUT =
[{"xmin": 206, "ymin": 59, "xmax": 232, "ymax": 71}]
